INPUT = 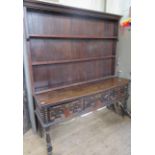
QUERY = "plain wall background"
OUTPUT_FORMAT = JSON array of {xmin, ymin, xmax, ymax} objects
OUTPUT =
[{"xmin": 37, "ymin": 0, "xmax": 106, "ymax": 11}]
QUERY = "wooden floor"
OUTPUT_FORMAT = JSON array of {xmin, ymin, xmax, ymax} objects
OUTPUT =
[{"xmin": 24, "ymin": 108, "xmax": 131, "ymax": 155}]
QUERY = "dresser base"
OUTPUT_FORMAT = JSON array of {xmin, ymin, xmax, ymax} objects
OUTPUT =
[{"xmin": 34, "ymin": 78, "xmax": 130, "ymax": 155}]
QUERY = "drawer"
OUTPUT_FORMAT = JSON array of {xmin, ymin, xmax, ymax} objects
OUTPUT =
[
  {"xmin": 83, "ymin": 92, "xmax": 109, "ymax": 111},
  {"xmin": 49, "ymin": 105, "xmax": 64, "ymax": 122},
  {"xmin": 37, "ymin": 84, "xmax": 129, "ymax": 124},
  {"xmin": 66, "ymin": 99, "xmax": 83, "ymax": 115},
  {"xmin": 84, "ymin": 94, "xmax": 101, "ymax": 108},
  {"xmin": 46, "ymin": 99, "xmax": 83, "ymax": 123}
]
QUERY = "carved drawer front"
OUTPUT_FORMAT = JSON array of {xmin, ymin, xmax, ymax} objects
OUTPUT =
[
  {"xmin": 37, "ymin": 84, "xmax": 129, "ymax": 124},
  {"xmin": 65, "ymin": 99, "xmax": 83, "ymax": 116},
  {"xmin": 100, "ymin": 90, "xmax": 111, "ymax": 105},
  {"xmin": 83, "ymin": 93, "xmax": 106, "ymax": 112},
  {"xmin": 47, "ymin": 99, "xmax": 83, "ymax": 123},
  {"xmin": 49, "ymin": 105, "xmax": 65, "ymax": 122},
  {"xmin": 83, "ymin": 90, "xmax": 115, "ymax": 113}
]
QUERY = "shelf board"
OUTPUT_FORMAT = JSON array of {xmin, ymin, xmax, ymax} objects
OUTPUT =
[
  {"xmin": 28, "ymin": 34, "xmax": 118, "ymax": 40},
  {"xmin": 32, "ymin": 55, "xmax": 115, "ymax": 66},
  {"xmin": 34, "ymin": 75, "xmax": 116, "ymax": 95}
]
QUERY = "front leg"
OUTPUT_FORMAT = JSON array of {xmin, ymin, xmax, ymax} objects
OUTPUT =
[
  {"xmin": 37, "ymin": 119, "xmax": 43, "ymax": 138},
  {"xmin": 45, "ymin": 127, "xmax": 53, "ymax": 155}
]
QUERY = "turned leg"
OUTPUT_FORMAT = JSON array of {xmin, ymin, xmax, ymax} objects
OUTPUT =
[
  {"xmin": 45, "ymin": 127, "xmax": 53, "ymax": 155},
  {"xmin": 38, "ymin": 120, "xmax": 43, "ymax": 138},
  {"xmin": 123, "ymin": 98, "xmax": 131, "ymax": 118}
]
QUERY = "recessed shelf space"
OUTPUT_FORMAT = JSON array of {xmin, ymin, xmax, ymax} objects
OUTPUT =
[
  {"xmin": 34, "ymin": 75, "xmax": 116, "ymax": 95},
  {"xmin": 32, "ymin": 55, "xmax": 115, "ymax": 66},
  {"xmin": 28, "ymin": 34, "xmax": 118, "ymax": 40}
]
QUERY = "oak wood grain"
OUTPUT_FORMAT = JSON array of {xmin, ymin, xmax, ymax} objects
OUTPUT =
[{"xmin": 35, "ymin": 77, "xmax": 129, "ymax": 106}]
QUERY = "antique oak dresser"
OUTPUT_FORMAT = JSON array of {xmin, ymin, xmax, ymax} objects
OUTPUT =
[{"xmin": 24, "ymin": 0, "xmax": 130, "ymax": 155}]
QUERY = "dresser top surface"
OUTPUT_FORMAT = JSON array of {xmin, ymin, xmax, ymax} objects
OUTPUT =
[{"xmin": 35, "ymin": 77, "xmax": 129, "ymax": 106}]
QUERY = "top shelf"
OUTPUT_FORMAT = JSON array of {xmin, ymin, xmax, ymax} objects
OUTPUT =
[{"xmin": 28, "ymin": 34, "xmax": 118, "ymax": 40}]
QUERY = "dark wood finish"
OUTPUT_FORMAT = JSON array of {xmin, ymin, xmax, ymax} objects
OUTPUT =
[
  {"xmin": 45, "ymin": 127, "xmax": 52, "ymax": 155},
  {"xmin": 35, "ymin": 77, "xmax": 128, "ymax": 106},
  {"xmin": 30, "ymin": 39, "xmax": 115, "ymax": 63},
  {"xmin": 23, "ymin": 1, "xmax": 129, "ymax": 155},
  {"xmin": 24, "ymin": 2, "xmax": 120, "ymax": 92},
  {"xmin": 28, "ymin": 34, "xmax": 118, "ymax": 40},
  {"xmin": 32, "ymin": 59, "xmax": 114, "ymax": 92},
  {"xmin": 32, "ymin": 56, "xmax": 115, "ymax": 65},
  {"xmin": 35, "ymin": 76, "xmax": 115, "ymax": 95},
  {"xmin": 35, "ymin": 78, "xmax": 129, "ymax": 126}
]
